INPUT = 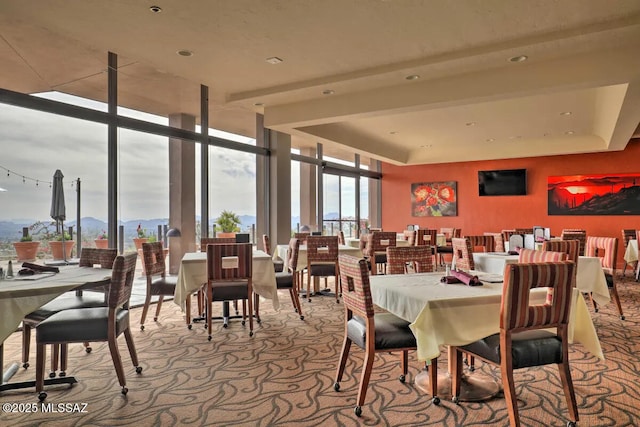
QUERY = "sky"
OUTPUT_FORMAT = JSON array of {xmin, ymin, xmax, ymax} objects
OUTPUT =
[{"xmin": 0, "ymin": 92, "xmax": 365, "ymax": 223}]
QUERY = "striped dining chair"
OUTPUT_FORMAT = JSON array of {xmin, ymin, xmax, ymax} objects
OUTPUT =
[
  {"xmin": 452, "ymin": 237, "xmax": 474, "ymax": 271},
  {"xmin": 585, "ymin": 236, "xmax": 624, "ymax": 320},
  {"xmin": 386, "ymin": 245, "xmax": 433, "ymax": 275}
]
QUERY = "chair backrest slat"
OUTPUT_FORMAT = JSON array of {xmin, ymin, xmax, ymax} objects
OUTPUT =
[
  {"xmin": 585, "ymin": 236, "xmax": 618, "ymax": 275},
  {"xmin": 466, "ymin": 235, "xmax": 495, "ymax": 252},
  {"xmin": 306, "ymin": 236, "xmax": 339, "ymax": 263},
  {"xmin": 207, "ymin": 243, "xmax": 253, "ymax": 281},
  {"xmin": 141, "ymin": 242, "xmax": 166, "ymax": 277},
  {"xmin": 79, "ymin": 248, "xmax": 117, "ymax": 269}
]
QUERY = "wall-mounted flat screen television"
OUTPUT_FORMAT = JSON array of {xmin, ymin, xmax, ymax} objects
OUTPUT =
[{"xmin": 478, "ymin": 168, "xmax": 527, "ymax": 196}]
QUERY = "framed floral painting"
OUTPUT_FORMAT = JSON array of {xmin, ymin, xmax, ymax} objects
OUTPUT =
[{"xmin": 411, "ymin": 181, "xmax": 457, "ymax": 217}]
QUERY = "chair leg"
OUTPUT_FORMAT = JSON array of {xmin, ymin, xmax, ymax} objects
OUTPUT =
[
  {"xmin": 233, "ymin": 300, "xmax": 239, "ymax": 316},
  {"xmin": 451, "ymin": 347, "xmax": 463, "ymax": 403},
  {"xmin": 22, "ymin": 324, "xmax": 31, "ymax": 368},
  {"xmin": 207, "ymin": 284, "xmax": 213, "ymax": 341},
  {"xmin": 107, "ymin": 330, "xmax": 127, "ymax": 391},
  {"xmin": 248, "ymin": 289, "xmax": 254, "ymax": 337},
  {"xmin": 610, "ymin": 283, "xmax": 625, "ymax": 320},
  {"xmin": 185, "ymin": 294, "xmax": 192, "ymax": 327},
  {"xmin": 427, "ymin": 357, "xmax": 439, "ymax": 404},
  {"xmin": 558, "ymin": 361, "xmax": 579, "ymax": 423},
  {"xmin": 500, "ymin": 357, "xmax": 520, "ymax": 427},
  {"xmin": 35, "ymin": 342, "xmax": 46, "ymax": 393},
  {"xmin": 334, "ymin": 337, "xmax": 352, "ymax": 385},
  {"xmin": 355, "ymin": 346, "xmax": 375, "ymax": 410},
  {"xmin": 154, "ymin": 297, "xmax": 164, "ymax": 321},
  {"xmin": 59, "ymin": 344, "xmax": 68, "ymax": 376},
  {"xmin": 307, "ymin": 270, "xmax": 312, "ymax": 302},
  {"xmin": 50, "ymin": 344, "xmax": 59, "ymax": 378},
  {"xmin": 123, "ymin": 327, "xmax": 142, "ymax": 373},
  {"xmin": 139, "ymin": 292, "xmax": 153, "ymax": 330},
  {"xmin": 254, "ymin": 294, "xmax": 261, "ymax": 324}
]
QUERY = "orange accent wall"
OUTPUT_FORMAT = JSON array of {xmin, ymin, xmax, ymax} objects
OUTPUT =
[{"xmin": 381, "ymin": 139, "xmax": 640, "ymax": 267}]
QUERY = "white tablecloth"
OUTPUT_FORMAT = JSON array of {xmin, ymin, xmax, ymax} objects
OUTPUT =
[
  {"xmin": 173, "ymin": 250, "xmax": 279, "ymax": 311},
  {"xmin": 624, "ymin": 239, "xmax": 638, "ymax": 263},
  {"xmin": 275, "ymin": 244, "xmax": 362, "ymax": 272},
  {"xmin": 0, "ymin": 267, "xmax": 112, "ymax": 343},
  {"xmin": 470, "ymin": 253, "xmax": 610, "ymax": 306},
  {"xmin": 370, "ymin": 272, "xmax": 604, "ymax": 362}
]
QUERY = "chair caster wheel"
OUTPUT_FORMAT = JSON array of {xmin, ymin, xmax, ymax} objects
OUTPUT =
[
  {"xmin": 469, "ymin": 366, "xmax": 475, "ymax": 372},
  {"xmin": 223, "ymin": 324, "xmax": 228, "ymax": 328},
  {"xmin": 241, "ymin": 321, "xmax": 246, "ymax": 326},
  {"xmin": 136, "ymin": 366, "xmax": 143, "ymax": 374},
  {"xmin": 620, "ymin": 315, "xmax": 625, "ymax": 320},
  {"xmin": 334, "ymin": 382, "xmax": 340, "ymax": 391},
  {"xmin": 249, "ymin": 331, "xmax": 254, "ymax": 337},
  {"xmin": 257, "ymin": 319, "xmax": 261, "ymax": 324},
  {"xmin": 567, "ymin": 422, "xmax": 576, "ymax": 427},
  {"xmin": 188, "ymin": 324, "xmax": 193, "ymax": 330},
  {"xmin": 300, "ymin": 315, "xmax": 304, "ymax": 320},
  {"xmin": 49, "ymin": 372, "xmax": 56, "ymax": 379},
  {"xmin": 354, "ymin": 406, "xmax": 362, "ymax": 417},
  {"xmin": 207, "ymin": 336, "xmax": 212, "ymax": 341},
  {"xmin": 85, "ymin": 347, "xmax": 92, "ymax": 354},
  {"xmin": 121, "ymin": 387, "xmax": 128, "ymax": 395},
  {"xmin": 432, "ymin": 396, "xmax": 440, "ymax": 405},
  {"xmin": 594, "ymin": 308, "xmax": 599, "ymax": 313},
  {"xmin": 23, "ymin": 362, "xmax": 29, "ymax": 369},
  {"xmin": 399, "ymin": 375, "xmax": 405, "ymax": 383},
  {"xmin": 140, "ymin": 325, "xmax": 145, "ymax": 331},
  {"xmin": 153, "ymin": 317, "xmax": 158, "ymax": 321},
  {"xmin": 308, "ymin": 298, "xmax": 311, "ymax": 303},
  {"xmin": 452, "ymin": 396, "xmax": 459, "ymax": 404},
  {"xmin": 59, "ymin": 371, "xmax": 66, "ymax": 377},
  {"xmin": 38, "ymin": 392, "xmax": 47, "ymax": 402}
]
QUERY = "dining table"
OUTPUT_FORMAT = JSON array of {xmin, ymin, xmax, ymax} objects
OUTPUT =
[
  {"xmin": 173, "ymin": 250, "xmax": 278, "ymax": 325},
  {"xmin": 470, "ymin": 252, "xmax": 610, "ymax": 306},
  {"xmin": 369, "ymin": 271, "xmax": 604, "ymax": 401},
  {"xmin": 1, "ymin": 266, "xmax": 112, "ymax": 392},
  {"xmin": 275, "ymin": 244, "xmax": 362, "ymax": 272}
]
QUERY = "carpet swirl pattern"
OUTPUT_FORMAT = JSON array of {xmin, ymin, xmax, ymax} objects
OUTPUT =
[{"xmin": 1, "ymin": 276, "xmax": 639, "ymax": 426}]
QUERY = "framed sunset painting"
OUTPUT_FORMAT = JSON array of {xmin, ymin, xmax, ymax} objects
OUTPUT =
[
  {"xmin": 411, "ymin": 181, "xmax": 457, "ymax": 217},
  {"xmin": 548, "ymin": 173, "xmax": 640, "ymax": 215}
]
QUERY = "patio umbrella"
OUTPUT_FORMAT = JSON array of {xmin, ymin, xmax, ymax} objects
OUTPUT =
[{"xmin": 50, "ymin": 169, "xmax": 67, "ymax": 261}]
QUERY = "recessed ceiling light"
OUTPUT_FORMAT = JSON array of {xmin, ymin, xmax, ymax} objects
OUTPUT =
[
  {"xmin": 486, "ymin": 138, "xmax": 495, "ymax": 142},
  {"xmin": 265, "ymin": 57, "xmax": 283, "ymax": 64},
  {"xmin": 253, "ymin": 102, "xmax": 264, "ymax": 107},
  {"xmin": 565, "ymin": 130, "xmax": 574, "ymax": 135},
  {"xmin": 560, "ymin": 111, "xmax": 572, "ymax": 116},
  {"xmin": 405, "ymin": 74, "xmax": 420, "ymax": 81},
  {"xmin": 149, "ymin": 6, "xmax": 162, "ymax": 13},
  {"xmin": 508, "ymin": 55, "xmax": 528, "ymax": 63},
  {"xmin": 177, "ymin": 50, "xmax": 193, "ymax": 57},
  {"xmin": 322, "ymin": 89, "xmax": 335, "ymax": 95},
  {"xmin": 465, "ymin": 122, "xmax": 476, "ymax": 127}
]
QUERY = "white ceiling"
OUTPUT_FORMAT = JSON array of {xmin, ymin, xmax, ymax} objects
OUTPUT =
[{"xmin": 1, "ymin": 0, "xmax": 639, "ymax": 165}]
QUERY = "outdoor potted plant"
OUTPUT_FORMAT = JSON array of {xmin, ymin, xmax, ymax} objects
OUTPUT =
[
  {"xmin": 95, "ymin": 230, "xmax": 109, "ymax": 249},
  {"xmin": 215, "ymin": 210, "xmax": 241, "ymax": 238},
  {"xmin": 133, "ymin": 224, "xmax": 149, "ymax": 251},
  {"xmin": 13, "ymin": 234, "xmax": 41, "ymax": 261},
  {"xmin": 49, "ymin": 231, "xmax": 74, "ymax": 260}
]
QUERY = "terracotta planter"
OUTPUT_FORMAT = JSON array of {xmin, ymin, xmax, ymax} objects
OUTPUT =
[
  {"xmin": 49, "ymin": 240, "xmax": 75, "ymax": 260},
  {"xmin": 133, "ymin": 238, "xmax": 148, "ymax": 251},
  {"xmin": 13, "ymin": 241, "xmax": 41, "ymax": 261},
  {"xmin": 95, "ymin": 239, "xmax": 109, "ymax": 249},
  {"xmin": 216, "ymin": 232, "xmax": 236, "ymax": 238}
]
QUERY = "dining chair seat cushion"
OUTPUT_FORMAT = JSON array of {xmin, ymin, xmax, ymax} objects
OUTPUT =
[
  {"xmin": 150, "ymin": 276, "xmax": 177, "ymax": 295},
  {"xmin": 209, "ymin": 281, "xmax": 250, "ymax": 301},
  {"xmin": 310, "ymin": 264, "xmax": 337, "ymax": 277},
  {"xmin": 23, "ymin": 294, "xmax": 106, "ymax": 324},
  {"xmin": 374, "ymin": 254, "xmax": 387, "ymax": 264},
  {"xmin": 460, "ymin": 329, "xmax": 562, "ymax": 369},
  {"xmin": 273, "ymin": 259, "xmax": 285, "ymax": 273},
  {"xmin": 275, "ymin": 272, "xmax": 294, "ymax": 289},
  {"xmin": 347, "ymin": 313, "xmax": 416, "ymax": 350},
  {"xmin": 36, "ymin": 307, "xmax": 129, "ymax": 343}
]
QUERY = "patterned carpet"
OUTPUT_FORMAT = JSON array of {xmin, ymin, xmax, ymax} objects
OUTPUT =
[{"xmin": 1, "ymin": 275, "xmax": 639, "ymax": 427}]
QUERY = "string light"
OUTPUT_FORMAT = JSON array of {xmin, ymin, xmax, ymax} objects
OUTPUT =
[{"xmin": 0, "ymin": 164, "xmax": 53, "ymax": 187}]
